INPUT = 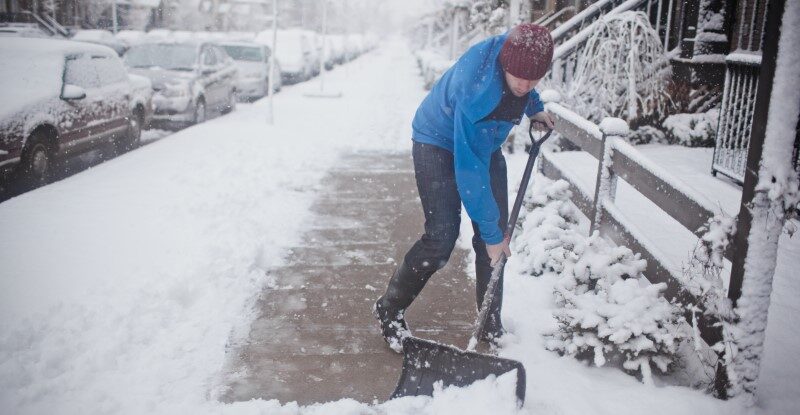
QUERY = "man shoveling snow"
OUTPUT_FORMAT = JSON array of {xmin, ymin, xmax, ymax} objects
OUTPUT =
[{"xmin": 374, "ymin": 24, "xmax": 555, "ymax": 351}]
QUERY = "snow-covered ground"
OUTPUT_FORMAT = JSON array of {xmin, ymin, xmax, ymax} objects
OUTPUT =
[
  {"xmin": 0, "ymin": 39, "xmax": 424, "ymax": 414},
  {"xmin": 1, "ymin": 38, "xmax": 796, "ymax": 415}
]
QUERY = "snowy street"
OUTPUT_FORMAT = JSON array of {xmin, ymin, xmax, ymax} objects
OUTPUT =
[
  {"xmin": 2, "ymin": 37, "xmax": 793, "ymax": 415},
  {"xmin": 2, "ymin": 1, "xmax": 800, "ymax": 414}
]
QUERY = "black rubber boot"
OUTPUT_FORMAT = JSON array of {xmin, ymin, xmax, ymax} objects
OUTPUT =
[{"xmin": 374, "ymin": 260, "xmax": 431, "ymax": 352}]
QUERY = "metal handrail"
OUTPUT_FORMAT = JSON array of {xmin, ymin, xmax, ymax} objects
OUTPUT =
[{"xmin": 540, "ymin": 6, "xmax": 577, "ymax": 29}]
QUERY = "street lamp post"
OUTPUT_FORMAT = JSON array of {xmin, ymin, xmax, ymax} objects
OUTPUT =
[
  {"xmin": 266, "ymin": 0, "xmax": 278, "ymax": 124},
  {"xmin": 112, "ymin": 0, "xmax": 118, "ymax": 34}
]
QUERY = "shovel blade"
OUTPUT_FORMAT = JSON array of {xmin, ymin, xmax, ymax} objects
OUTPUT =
[{"xmin": 391, "ymin": 336, "xmax": 526, "ymax": 405}]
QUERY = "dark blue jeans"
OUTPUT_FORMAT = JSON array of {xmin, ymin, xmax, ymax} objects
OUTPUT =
[{"xmin": 399, "ymin": 141, "xmax": 509, "ymax": 330}]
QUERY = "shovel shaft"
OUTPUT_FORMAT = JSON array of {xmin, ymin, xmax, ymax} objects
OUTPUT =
[{"xmin": 469, "ymin": 124, "xmax": 552, "ymax": 348}]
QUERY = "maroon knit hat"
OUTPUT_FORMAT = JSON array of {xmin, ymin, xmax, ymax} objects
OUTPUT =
[{"xmin": 500, "ymin": 24, "xmax": 554, "ymax": 80}]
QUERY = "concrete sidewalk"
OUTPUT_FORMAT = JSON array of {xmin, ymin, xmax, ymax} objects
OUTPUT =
[{"xmin": 223, "ymin": 150, "xmax": 477, "ymax": 404}]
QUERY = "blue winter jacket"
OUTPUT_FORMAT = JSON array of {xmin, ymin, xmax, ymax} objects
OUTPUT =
[{"xmin": 412, "ymin": 33, "xmax": 544, "ymax": 245}]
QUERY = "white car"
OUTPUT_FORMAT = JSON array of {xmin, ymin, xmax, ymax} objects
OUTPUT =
[
  {"xmin": 115, "ymin": 30, "xmax": 147, "ymax": 47},
  {"xmin": 0, "ymin": 23, "xmax": 50, "ymax": 38},
  {"xmin": 124, "ymin": 41, "xmax": 238, "ymax": 128},
  {"xmin": 256, "ymin": 29, "xmax": 317, "ymax": 84},
  {"xmin": 72, "ymin": 29, "xmax": 129, "ymax": 56},
  {"xmin": 219, "ymin": 41, "xmax": 282, "ymax": 101}
]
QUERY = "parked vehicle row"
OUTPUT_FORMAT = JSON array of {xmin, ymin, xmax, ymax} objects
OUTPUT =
[{"xmin": 0, "ymin": 28, "xmax": 378, "ymax": 196}]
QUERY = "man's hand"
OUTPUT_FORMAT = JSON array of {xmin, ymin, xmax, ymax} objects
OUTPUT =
[
  {"xmin": 486, "ymin": 236, "xmax": 512, "ymax": 267},
  {"xmin": 530, "ymin": 111, "xmax": 555, "ymax": 130}
]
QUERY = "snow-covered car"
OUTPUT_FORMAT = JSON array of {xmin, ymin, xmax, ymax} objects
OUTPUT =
[
  {"xmin": 0, "ymin": 23, "xmax": 50, "ymax": 38},
  {"xmin": 143, "ymin": 29, "xmax": 171, "ymax": 42},
  {"xmin": 256, "ymin": 29, "xmax": 317, "ymax": 84},
  {"xmin": 123, "ymin": 41, "xmax": 238, "ymax": 128},
  {"xmin": 72, "ymin": 29, "xmax": 129, "ymax": 56},
  {"xmin": 115, "ymin": 29, "xmax": 147, "ymax": 47},
  {"xmin": 224, "ymin": 31, "xmax": 256, "ymax": 42},
  {"xmin": 218, "ymin": 41, "xmax": 282, "ymax": 101},
  {"xmin": 0, "ymin": 38, "xmax": 140, "ymax": 187},
  {"xmin": 326, "ymin": 34, "xmax": 347, "ymax": 65}
]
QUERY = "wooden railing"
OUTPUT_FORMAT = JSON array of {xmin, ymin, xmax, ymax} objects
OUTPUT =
[{"xmin": 537, "ymin": 94, "xmax": 736, "ymax": 349}]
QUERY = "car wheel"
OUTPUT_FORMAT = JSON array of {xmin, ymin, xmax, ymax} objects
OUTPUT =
[
  {"xmin": 117, "ymin": 110, "xmax": 142, "ymax": 153},
  {"xmin": 193, "ymin": 100, "xmax": 206, "ymax": 125},
  {"xmin": 222, "ymin": 90, "xmax": 236, "ymax": 114},
  {"xmin": 19, "ymin": 130, "xmax": 54, "ymax": 189}
]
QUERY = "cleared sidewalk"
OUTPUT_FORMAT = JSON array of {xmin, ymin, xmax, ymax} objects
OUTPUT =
[{"xmin": 223, "ymin": 150, "xmax": 477, "ymax": 404}]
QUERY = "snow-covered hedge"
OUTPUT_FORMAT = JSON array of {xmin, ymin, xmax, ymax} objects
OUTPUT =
[
  {"xmin": 662, "ymin": 109, "xmax": 719, "ymax": 147},
  {"xmin": 514, "ymin": 176, "xmax": 686, "ymax": 383}
]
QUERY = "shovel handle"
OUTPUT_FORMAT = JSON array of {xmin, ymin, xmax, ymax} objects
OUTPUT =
[{"xmin": 469, "ymin": 122, "xmax": 553, "ymax": 349}]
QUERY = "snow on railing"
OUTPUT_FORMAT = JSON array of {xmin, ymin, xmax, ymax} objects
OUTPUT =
[{"xmin": 538, "ymin": 91, "xmax": 731, "ymax": 349}]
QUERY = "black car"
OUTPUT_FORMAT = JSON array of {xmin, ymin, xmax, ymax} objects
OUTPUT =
[{"xmin": 124, "ymin": 40, "xmax": 238, "ymax": 128}]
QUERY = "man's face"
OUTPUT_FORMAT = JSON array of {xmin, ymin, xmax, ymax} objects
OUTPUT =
[{"xmin": 504, "ymin": 71, "xmax": 541, "ymax": 97}]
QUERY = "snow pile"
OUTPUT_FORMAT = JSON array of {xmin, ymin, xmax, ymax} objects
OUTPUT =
[
  {"xmin": 222, "ymin": 370, "xmax": 522, "ymax": 415},
  {"xmin": 513, "ymin": 176, "xmax": 686, "ymax": 383},
  {"xmin": 599, "ymin": 117, "xmax": 630, "ymax": 137},
  {"xmin": 566, "ymin": 11, "xmax": 670, "ymax": 123},
  {"xmin": 662, "ymin": 109, "xmax": 719, "ymax": 147}
]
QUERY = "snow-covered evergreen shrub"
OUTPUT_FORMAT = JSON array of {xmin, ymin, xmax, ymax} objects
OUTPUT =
[
  {"xmin": 514, "ymin": 176, "xmax": 686, "ymax": 383},
  {"xmin": 662, "ymin": 109, "xmax": 719, "ymax": 147},
  {"xmin": 628, "ymin": 125, "xmax": 668, "ymax": 145},
  {"xmin": 566, "ymin": 11, "xmax": 670, "ymax": 124},
  {"xmin": 513, "ymin": 179, "xmax": 581, "ymax": 276}
]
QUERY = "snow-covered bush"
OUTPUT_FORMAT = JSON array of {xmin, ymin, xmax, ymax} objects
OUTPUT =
[
  {"xmin": 628, "ymin": 125, "xmax": 668, "ymax": 145},
  {"xmin": 662, "ymin": 109, "xmax": 719, "ymax": 147},
  {"xmin": 680, "ymin": 213, "xmax": 737, "ymax": 371},
  {"xmin": 469, "ymin": 1, "xmax": 509, "ymax": 36},
  {"xmin": 682, "ymin": 214, "xmax": 736, "ymax": 304},
  {"xmin": 514, "ymin": 176, "xmax": 686, "ymax": 383},
  {"xmin": 566, "ymin": 11, "xmax": 670, "ymax": 124},
  {"xmin": 513, "ymin": 178, "xmax": 581, "ymax": 276}
]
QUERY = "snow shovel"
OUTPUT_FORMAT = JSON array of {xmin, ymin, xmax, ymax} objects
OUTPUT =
[{"xmin": 391, "ymin": 123, "xmax": 553, "ymax": 406}]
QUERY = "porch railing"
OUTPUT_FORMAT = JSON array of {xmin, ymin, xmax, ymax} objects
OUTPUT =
[
  {"xmin": 538, "ymin": 93, "xmax": 735, "ymax": 361},
  {"xmin": 712, "ymin": 0, "xmax": 770, "ymax": 184},
  {"xmin": 712, "ymin": 53, "xmax": 761, "ymax": 183}
]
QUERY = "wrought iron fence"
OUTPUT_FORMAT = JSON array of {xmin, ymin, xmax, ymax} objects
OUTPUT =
[{"xmin": 712, "ymin": 54, "xmax": 761, "ymax": 183}]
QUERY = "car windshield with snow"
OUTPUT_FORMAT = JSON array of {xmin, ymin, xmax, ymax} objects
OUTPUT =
[{"xmin": 124, "ymin": 43, "xmax": 198, "ymax": 71}]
